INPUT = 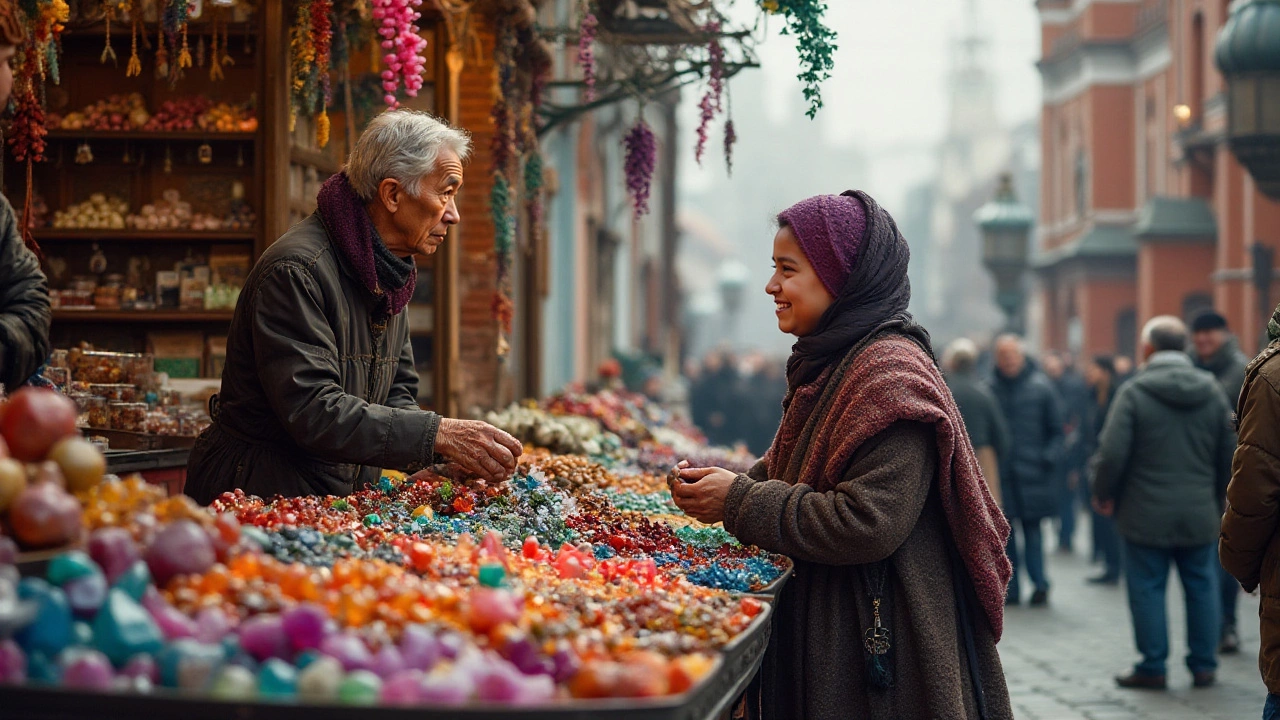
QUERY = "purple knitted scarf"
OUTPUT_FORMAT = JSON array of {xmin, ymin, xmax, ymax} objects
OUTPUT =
[{"xmin": 316, "ymin": 172, "xmax": 416, "ymax": 317}]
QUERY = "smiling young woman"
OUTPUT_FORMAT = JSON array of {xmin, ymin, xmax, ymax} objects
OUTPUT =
[{"xmin": 671, "ymin": 191, "xmax": 1015, "ymax": 720}]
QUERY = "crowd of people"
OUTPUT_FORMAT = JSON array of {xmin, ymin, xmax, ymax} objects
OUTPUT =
[
  {"xmin": 939, "ymin": 311, "xmax": 1250, "ymax": 691},
  {"xmin": 686, "ymin": 349, "xmax": 788, "ymax": 456}
]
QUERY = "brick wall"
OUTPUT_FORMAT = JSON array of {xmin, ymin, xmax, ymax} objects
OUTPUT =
[{"xmin": 455, "ymin": 27, "xmax": 502, "ymax": 414}]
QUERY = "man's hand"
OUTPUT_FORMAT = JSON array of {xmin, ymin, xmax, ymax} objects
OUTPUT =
[
  {"xmin": 434, "ymin": 418, "xmax": 523, "ymax": 482},
  {"xmin": 1091, "ymin": 497, "xmax": 1115, "ymax": 517},
  {"xmin": 671, "ymin": 465, "xmax": 737, "ymax": 524}
]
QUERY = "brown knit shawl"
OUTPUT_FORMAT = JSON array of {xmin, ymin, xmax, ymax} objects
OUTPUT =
[{"xmin": 765, "ymin": 328, "xmax": 1014, "ymax": 641}]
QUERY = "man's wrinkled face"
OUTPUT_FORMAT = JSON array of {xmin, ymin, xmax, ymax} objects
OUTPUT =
[{"xmin": 379, "ymin": 148, "xmax": 463, "ymax": 259}]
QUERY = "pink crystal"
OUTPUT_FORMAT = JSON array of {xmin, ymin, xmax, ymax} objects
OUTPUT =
[
  {"xmin": 281, "ymin": 603, "xmax": 329, "ymax": 653},
  {"xmin": 237, "ymin": 613, "xmax": 288, "ymax": 661},
  {"xmin": 380, "ymin": 669, "xmax": 424, "ymax": 704},
  {"xmin": 88, "ymin": 528, "xmax": 140, "ymax": 584},
  {"xmin": 0, "ymin": 639, "xmax": 26, "ymax": 683},
  {"xmin": 320, "ymin": 632, "xmax": 374, "ymax": 672}
]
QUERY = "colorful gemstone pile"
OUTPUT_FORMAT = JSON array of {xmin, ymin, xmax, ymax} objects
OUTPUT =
[{"xmin": 1, "ymin": 473, "xmax": 769, "ymax": 706}]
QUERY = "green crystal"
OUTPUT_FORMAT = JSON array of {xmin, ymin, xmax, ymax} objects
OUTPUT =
[
  {"xmin": 92, "ymin": 589, "xmax": 163, "ymax": 667},
  {"xmin": 477, "ymin": 563, "xmax": 505, "ymax": 588},
  {"xmin": 258, "ymin": 658, "xmax": 298, "ymax": 698},
  {"xmin": 112, "ymin": 561, "xmax": 152, "ymax": 602},
  {"xmin": 338, "ymin": 670, "xmax": 382, "ymax": 705},
  {"xmin": 362, "ymin": 513, "xmax": 382, "ymax": 527},
  {"xmin": 46, "ymin": 551, "xmax": 98, "ymax": 586},
  {"xmin": 330, "ymin": 499, "xmax": 351, "ymax": 512}
]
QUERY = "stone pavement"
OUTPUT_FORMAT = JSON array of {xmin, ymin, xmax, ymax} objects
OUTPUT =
[{"xmin": 1000, "ymin": 526, "xmax": 1266, "ymax": 720}]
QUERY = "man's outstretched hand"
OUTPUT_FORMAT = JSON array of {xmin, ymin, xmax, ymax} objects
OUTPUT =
[{"xmin": 435, "ymin": 418, "xmax": 523, "ymax": 482}]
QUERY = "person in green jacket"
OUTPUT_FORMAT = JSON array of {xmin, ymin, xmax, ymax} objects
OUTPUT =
[
  {"xmin": 0, "ymin": 2, "xmax": 51, "ymax": 393},
  {"xmin": 1092, "ymin": 315, "xmax": 1235, "ymax": 691}
]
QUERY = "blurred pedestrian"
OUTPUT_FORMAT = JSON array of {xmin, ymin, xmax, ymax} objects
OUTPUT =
[
  {"xmin": 1219, "ymin": 301, "xmax": 1280, "ymax": 719},
  {"xmin": 1191, "ymin": 309, "xmax": 1250, "ymax": 656},
  {"xmin": 1093, "ymin": 316, "xmax": 1234, "ymax": 690},
  {"xmin": 1083, "ymin": 355, "xmax": 1122, "ymax": 584},
  {"xmin": 1114, "ymin": 355, "xmax": 1135, "ymax": 384},
  {"xmin": 1044, "ymin": 352, "xmax": 1091, "ymax": 553},
  {"xmin": 992, "ymin": 334, "xmax": 1064, "ymax": 607},
  {"xmin": 670, "ymin": 190, "xmax": 1013, "ymax": 719},
  {"xmin": 944, "ymin": 338, "xmax": 1010, "ymax": 506}
]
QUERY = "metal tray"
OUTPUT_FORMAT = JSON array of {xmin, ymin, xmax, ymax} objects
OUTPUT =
[
  {"xmin": 750, "ymin": 557, "xmax": 793, "ymax": 598},
  {"xmin": 0, "ymin": 603, "xmax": 772, "ymax": 720}
]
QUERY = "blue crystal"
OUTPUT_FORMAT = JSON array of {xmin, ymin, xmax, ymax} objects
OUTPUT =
[
  {"xmin": 112, "ymin": 561, "xmax": 151, "ymax": 602},
  {"xmin": 258, "ymin": 658, "xmax": 298, "ymax": 698},
  {"xmin": 15, "ymin": 578, "xmax": 73, "ymax": 657},
  {"xmin": 92, "ymin": 589, "xmax": 163, "ymax": 667}
]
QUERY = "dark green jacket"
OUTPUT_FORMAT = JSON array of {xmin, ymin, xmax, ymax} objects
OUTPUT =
[
  {"xmin": 1197, "ymin": 335, "xmax": 1249, "ymax": 409},
  {"xmin": 1092, "ymin": 351, "xmax": 1235, "ymax": 548},
  {"xmin": 945, "ymin": 370, "xmax": 1009, "ymax": 459},
  {"xmin": 185, "ymin": 214, "xmax": 440, "ymax": 504},
  {"xmin": 0, "ymin": 193, "xmax": 51, "ymax": 391},
  {"xmin": 990, "ymin": 365, "xmax": 1063, "ymax": 520}
]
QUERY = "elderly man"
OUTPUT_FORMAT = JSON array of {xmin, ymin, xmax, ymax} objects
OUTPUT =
[
  {"xmin": 186, "ymin": 110, "xmax": 522, "ymax": 503},
  {"xmin": 1093, "ymin": 316, "xmax": 1234, "ymax": 690}
]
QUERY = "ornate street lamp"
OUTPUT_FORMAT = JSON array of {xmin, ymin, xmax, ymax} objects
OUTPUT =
[
  {"xmin": 974, "ymin": 173, "xmax": 1034, "ymax": 333},
  {"xmin": 1215, "ymin": 0, "xmax": 1280, "ymax": 200},
  {"xmin": 716, "ymin": 259, "xmax": 750, "ymax": 348}
]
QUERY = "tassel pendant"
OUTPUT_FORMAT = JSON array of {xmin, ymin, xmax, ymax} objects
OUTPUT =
[{"xmin": 864, "ymin": 597, "xmax": 893, "ymax": 689}]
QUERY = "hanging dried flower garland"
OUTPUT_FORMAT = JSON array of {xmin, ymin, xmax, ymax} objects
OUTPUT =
[
  {"xmin": 623, "ymin": 116, "xmax": 656, "ymax": 219},
  {"xmin": 693, "ymin": 20, "xmax": 725, "ymax": 166},
  {"xmin": 576, "ymin": 11, "xmax": 597, "ymax": 102}
]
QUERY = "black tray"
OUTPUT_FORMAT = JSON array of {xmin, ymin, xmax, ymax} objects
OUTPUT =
[{"xmin": 0, "ymin": 603, "xmax": 772, "ymax": 720}]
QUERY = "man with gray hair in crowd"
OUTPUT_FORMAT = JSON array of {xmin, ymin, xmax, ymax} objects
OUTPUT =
[
  {"xmin": 186, "ymin": 109, "xmax": 522, "ymax": 503},
  {"xmin": 1092, "ymin": 315, "xmax": 1235, "ymax": 691},
  {"xmin": 943, "ymin": 338, "xmax": 1009, "ymax": 506}
]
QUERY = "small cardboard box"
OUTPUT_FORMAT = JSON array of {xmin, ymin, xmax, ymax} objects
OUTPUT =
[{"xmin": 148, "ymin": 331, "xmax": 205, "ymax": 379}]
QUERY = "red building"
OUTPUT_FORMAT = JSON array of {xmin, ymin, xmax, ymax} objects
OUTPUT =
[{"xmin": 1035, "ymin": 0, "xmax": 1280, "ymax": 360}]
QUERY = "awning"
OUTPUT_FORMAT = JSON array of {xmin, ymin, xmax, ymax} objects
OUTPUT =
[{"xmin": 1133, "ymin": 196, "xmax": 1217, "ymax": 242}]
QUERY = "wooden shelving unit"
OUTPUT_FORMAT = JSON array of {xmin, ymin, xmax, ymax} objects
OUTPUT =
[
  {"xmin": 34, "ymin": 229, "xmax": 256, "ymax": 242},
  {"xmin": 52, "ymin": 310, "xmax": 236, "ymax": 323},
  {"xmin": 44, "ymin": 130, "xmax": 256, "ymax": 141}
]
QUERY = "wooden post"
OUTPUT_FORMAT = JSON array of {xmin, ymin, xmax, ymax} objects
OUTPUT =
[
  {"xmin": 433, "ymin": 23, "xmax": 463, "ymax": 418},
  {"xmin": 261, "ymin": 0, "xmax": 291, "ymax": 250}
]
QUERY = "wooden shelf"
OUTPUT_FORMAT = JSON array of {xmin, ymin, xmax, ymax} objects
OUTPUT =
[
  {"xmin": 63, "ymin": 22, "xmax": 258, "ymax": 38},
  {"xmin": 35, "ymin": 229, "xmax": 255, "ymax": 242},
  {"xmin": 52, "ymin": 310, "xmax": 235, "ymax": 322},
  {"xmin": 45, "ymin": 130, "xmax": 256, "ymax": 141}
]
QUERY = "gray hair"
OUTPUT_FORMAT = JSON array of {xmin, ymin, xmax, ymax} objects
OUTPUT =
[
  {"xmin": 943, "ymin": 338, "xmax": 979, "ymax": 373},
  {"xmin": 994, "ymin": 333, "xmax": 1025, "ymax": 355},
  {"xmin": 345, "ymin": 110, "xmax": 473, "ymax": 201},
  {"xmin": 1141, "ymin": 315, "xmax": 1188, "ymax": 353}
]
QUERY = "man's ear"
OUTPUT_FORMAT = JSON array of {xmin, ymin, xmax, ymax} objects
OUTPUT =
[{"xmin": 378, "ymin": 177, "xmax": 401, "ymax": 214}]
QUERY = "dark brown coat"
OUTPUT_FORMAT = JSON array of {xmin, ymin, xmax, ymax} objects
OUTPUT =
[
  {"xmin": 185, "ymin": 214, "xmax": 440, "ymax": 504},
  {"xmin": 724, "ymin": 337, "xmax": 1013, "ymax": 719},
  {"xmin": 1220, "ymin": 340, "xmax": 1280, "ymax": 693}
]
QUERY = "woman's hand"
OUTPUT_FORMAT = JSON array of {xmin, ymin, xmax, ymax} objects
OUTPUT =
[
  {"xmin": 670, "ymin": 464, "xmax": 738, "ymax": 524},
  {"xmin": 435, "ymin": 418, "xmax": 523, "ymax": 482}
]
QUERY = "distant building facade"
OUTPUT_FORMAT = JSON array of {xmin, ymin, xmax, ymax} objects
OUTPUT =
[{"xmin": 1036, "ymin": 0, "xmax": 1280, "ymax": 360}]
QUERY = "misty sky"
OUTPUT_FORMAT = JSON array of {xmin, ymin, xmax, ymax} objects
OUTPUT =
[{"xmin": 680, "ymin": 0, "xmax": 1042, "ymax": 205}]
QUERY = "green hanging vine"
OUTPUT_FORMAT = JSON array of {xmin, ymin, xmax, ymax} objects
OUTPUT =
[{"xmin": 761, "ymin": 0, "xmax": 837, "ymax": 119}]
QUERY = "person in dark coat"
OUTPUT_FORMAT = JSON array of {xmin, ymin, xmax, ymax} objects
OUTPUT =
[
  {"xmin": 944, "ymin": 338, "xmax": 1010, "ymax": 506},
  {"xmin": 1093, "ymin": 316, "xmax": 1234, "ymax": 690},
  {"xmin": 1043, "ymin": 352, "xmax": 1092, "ymax": 553},
  {"xmin": 1190, "ymin": 310, "xmax": 1250, "ymax": 655},
  {"xmin": 670, "ymin": 191, "xmax": 1013, "ymax": 719},
  {"xmin": 991, "ymin": 335, "xmax": 1065, "ymax": 606},
  {"xmin": 0, "ymin": 9, "xmax": 50, "ymax": 393},
  {"xmin": 1083, "ymin": 355, "xmax": 1122, "ymax": 584},
  {"xmin": 186, "ymin": 110, "xmax": 522, "ymax": 503}
]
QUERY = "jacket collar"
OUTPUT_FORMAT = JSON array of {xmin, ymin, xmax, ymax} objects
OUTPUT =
[{"xmin": 1146, "ymin": 350, "xmax": 1193, "ymax": 369}]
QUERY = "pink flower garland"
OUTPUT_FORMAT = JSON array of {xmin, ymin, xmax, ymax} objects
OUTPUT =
[
  {"xmin": 373, "ymin": 0, "xmax": 427, "ymax": 107},
  {"xmin": 694, "ymin": 22, "xmax": 725, "ymax": 166},
  {"xmin": 624, "ymin": 118, "xmax": 656, "ymax": 218}
]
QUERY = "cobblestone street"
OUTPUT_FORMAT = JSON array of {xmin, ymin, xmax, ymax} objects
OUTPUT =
[{"xmin": 1001, "ymin": 526, "xmax": 1266, "ymax": 720}]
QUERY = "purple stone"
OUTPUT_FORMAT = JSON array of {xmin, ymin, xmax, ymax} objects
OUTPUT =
[
  {"xmin": 398, "ymin": 625, "xmax": 442, "ymax": 672},
  {"xmin": 0, "ymin": 536, "xmax": 17, "ymax": 567},
  {"xmin": 121, "ymin": 653, "xmax": 160, "ymax": 684},
  {"xmin": 418, "ymin": 671, "xmax": 471, "ymax": 704},
  {"xmin": 193, "ymin": 607, "xmax": 233, "ymax": 645},
  {"xmin": 319, "ymin": 632, "xmax": 374, "ymax": 672},
  {"xmin": 142, "ymin": 593, "xmax": 197, "ymax": 641},
  {"xmin": 474, "ymin": 659, "xmax": 525, "ymax": 703},
  {"xmin": 62, "ymin": 649, "xmax": 114, "ymax": 690},
  {"xmin": 0, "ymin": 638, "xmax": 26, "ymax": 683},
  {"xmin": 502, "ymin": 634, "xmax": 553, "ymax": 677},
  {"xmin": 550, "ymin": 642, "xmax": 581, "ymax": 684},
  {"xmin": 87, "ymin": 528, "xmax": 140, "ymax": 585},
  {"xmin": 281, "ymin": 604, "xmax": 329, "ymax": 653},
  {"xmin": 437, "ymin": 631, "xmax": 464, "ymax": 660},
  {"xmin": 379, "ymin": 669, "xmax": 424, "ymax": 705},
  {"xmin": 237, "ymin": 614, "xmax": 288, "ymax": 661},
  {"xmin": 371, "ymin": 645, "xmax": 405, "ymax": 679},
  {"xmin": 64, "ymin": 574, "xmax": 108, "ymax": 619}
]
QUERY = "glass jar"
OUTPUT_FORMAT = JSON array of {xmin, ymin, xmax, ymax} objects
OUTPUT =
[
  {"xmin": 49, "ymin": 349, "xmax": 69, "ymax": 369},
  {"xmin": 70, "ymin": 393, "xmax": 109, "ymax": 429},
  {"xmin": 88, "ymin": 383, "xmax": 138, "ymax": 403},
  {"xmin": 41, "ymin": 366, "xmax": 70, "ymax": 390},
  {"xmin": 74, "ymin": 351, "xmax": 128, "ymax": 384},
  {"xmin": 108, "ymin": 402, "xmax": 148, "ymax": 432},
  {"xmin": 86, "ymin": 435, "xmax": 110, "ymax": 453},
  {"xmin": 125, "ymin": 354, "xmax": 156, "ymax": 390}
]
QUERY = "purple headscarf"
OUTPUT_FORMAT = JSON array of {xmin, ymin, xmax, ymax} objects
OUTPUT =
[{"xmin": 780, "ymin": 190, "xmax": 926, "ymax": 390}]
